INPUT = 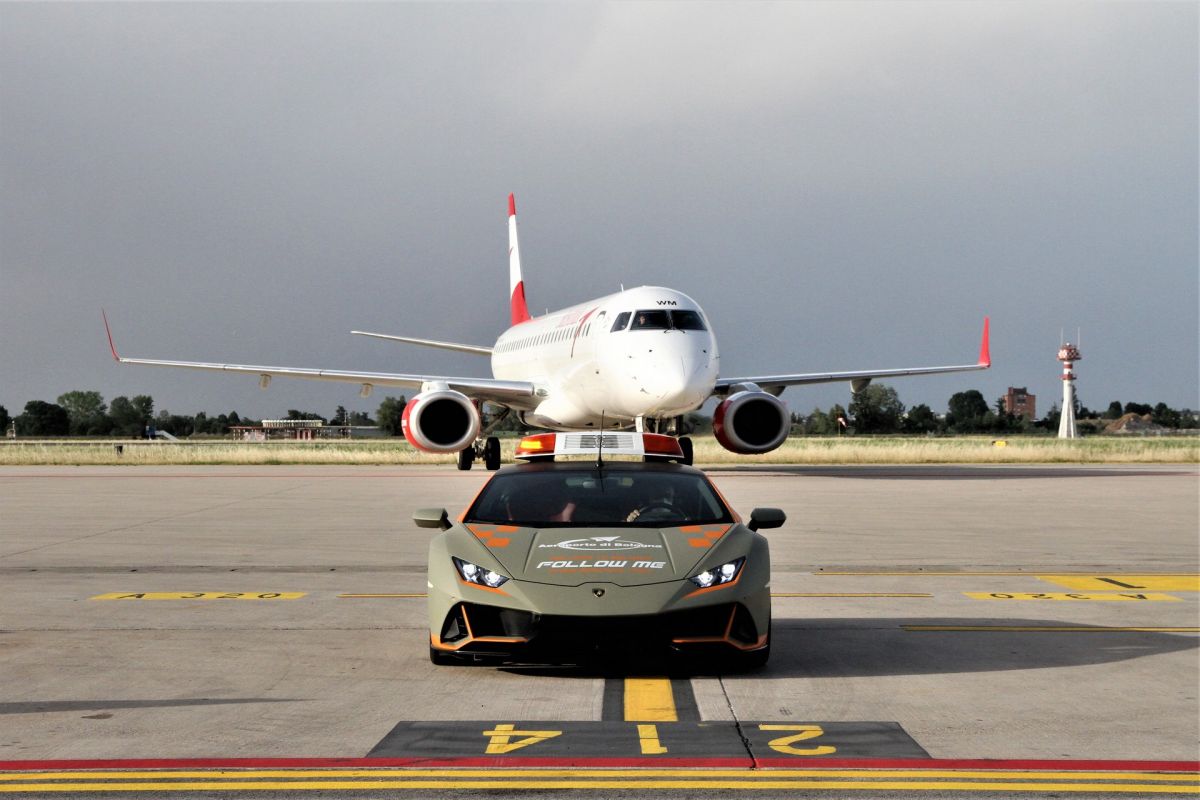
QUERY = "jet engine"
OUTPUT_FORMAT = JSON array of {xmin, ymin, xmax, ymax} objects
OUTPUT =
[
  {"xmin": 401, "ymin": 390, "xmax": 481, "ymax": 453},
  {"xmin": 713, "ymin": 390, "xmax": 790, "ymax": 454}
]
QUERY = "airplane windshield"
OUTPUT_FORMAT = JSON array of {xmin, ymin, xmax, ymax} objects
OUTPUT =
[
  {"xmin": 465, "ymin": 468, "xmax": 733, "ymax": 528},
  {"xmin": 671, "ymin": 310, "xmax": 706, "ymax": 330},
  {"xmin": 631, "ymin": 310, "xmax": 671, "ymax": 330},
  {"xmin": 627, "ymin": 310, "xmax": 706, "ymax": 331}
]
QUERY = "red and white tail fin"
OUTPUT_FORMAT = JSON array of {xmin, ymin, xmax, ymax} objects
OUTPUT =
[{"xmin": 508, "ymin": 193, "xmax": 531, "ymax": 325}]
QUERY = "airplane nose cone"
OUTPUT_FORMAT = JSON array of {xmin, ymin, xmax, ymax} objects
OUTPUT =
[{"xmin": 638, "ymin": 349, "xmax": 711, "ymax": 412}]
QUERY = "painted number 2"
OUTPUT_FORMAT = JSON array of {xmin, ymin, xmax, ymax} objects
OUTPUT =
[{"xmin": 758, "ymin": 724, "xmax": 837, "ymax": 756}]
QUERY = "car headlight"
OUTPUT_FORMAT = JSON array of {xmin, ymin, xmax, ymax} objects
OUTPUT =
[
  {"xmin": 689, "ymin": 557, "xmax": 745, "ymax": 589},
  {"xmin": 453, "ymin": 557, "xmax": 509, "ymax": 588}
]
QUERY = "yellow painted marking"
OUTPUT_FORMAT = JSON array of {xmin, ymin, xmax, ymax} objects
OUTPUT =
[
  {"xmin": 481, "ymin": 723, "xmax": 562, "ymax": 754},
  {"xmin": 0, "ymin": 770, "xmax": 1195, "ymax": 781},
  {"xmin": 905, "ymin": 625, "xmax": 1200, "ymax": 632},
  {"xmin": 759, "ymin": 724, "xmax": 837, "ymax": 756},
  {"xmin": 624, "ymin": 677, "xmax": 677, "ymax": 722},
  {"xmin": 966, "ymin": 592, "xmax": 1181, "ymax": 602},
  {"xmin": 773, "ymin": 592, "xmax": 932, "ymax": 598},
  {"xmin": 1039, "ymin": 574, "xmax": 1200, "ymax": 592},
  {"xmin": 0, "ymin": 778, "xmax": 1194, "ymax": 793},
  {"xmin": 636, "ymin": 723, "xmax": 668, "ymax": 754},
  {"xmin": 89, "ymin": 592, "xmax": 304, "ymax": 601},
  {"xmin": 348, "ymin": 592, "xmax": 933, "ymax": 599}
]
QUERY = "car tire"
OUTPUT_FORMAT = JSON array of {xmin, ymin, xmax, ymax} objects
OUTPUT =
[
  {"xmin": 484, "ymin": 437, "xmax": 501, "ymax": 471},
  {"xmin": 456, "ymin": 447, "xmax": 475, "ymax": 471}
]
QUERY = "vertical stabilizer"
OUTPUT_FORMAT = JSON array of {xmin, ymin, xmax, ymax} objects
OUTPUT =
[{"xmin": 508, "ymin": 194, "xmax": 531, "ymax": 325}]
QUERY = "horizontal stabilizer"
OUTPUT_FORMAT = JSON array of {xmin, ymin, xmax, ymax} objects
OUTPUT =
[{"xmin": 352, "ymin": 331, "xmax": 493, "ymax": 356}]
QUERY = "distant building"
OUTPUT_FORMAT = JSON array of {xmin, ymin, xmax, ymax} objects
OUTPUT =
[
  {"xmin": 229, "ymin": 419, "xmax": 385, "ymax": 440},
  {"xmin": 1004, "ymin": 387, "xmax": 1036, "ymax": 420}
]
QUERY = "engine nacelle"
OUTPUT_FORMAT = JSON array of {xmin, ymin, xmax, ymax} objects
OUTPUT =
[
  {"xmin": 401, "ymin": 390, "xmax": 481, "ymax": 453},
  {"xmin": 713, "ymin": 391, "xmax": 790, "ymax": 454}
]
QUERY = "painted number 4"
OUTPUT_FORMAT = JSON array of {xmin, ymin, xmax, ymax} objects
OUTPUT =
[{"xmin": 482, "ymin": 724, "xmax": 563, "ymax": 754}]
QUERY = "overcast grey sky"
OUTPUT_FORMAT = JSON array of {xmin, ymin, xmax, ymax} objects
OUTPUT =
[{"xmin": 2, "ymin": 2, "xmax": 1196, "ymax": 422}]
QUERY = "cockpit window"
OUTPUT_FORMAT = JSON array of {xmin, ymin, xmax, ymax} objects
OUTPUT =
[
  {"xmin": 610, "ymin": 312, "xmax": 631, "ymax": 332},
  {"xmin": 622, "ymin": 309, "xmax": 707, "ymax": 331},
  {"xmin": 630, "ymin": 310, "xmax": 671, "ymax": 330},
  {"xmin": 671, "ymin": 310, "xmax": 706, "ymax": 330}
]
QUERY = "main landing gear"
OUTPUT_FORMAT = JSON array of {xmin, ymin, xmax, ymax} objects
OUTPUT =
[
  {"xmin": 641, "ymin": 415, "xmax": 694, "ymax": 466},
  {"xmin": 457, "ymin": 436, "xmax": 501, "ymax": 472},
  {"xmin": 678, "ymin": 436, "xmax": 694, "ymax": 466}
]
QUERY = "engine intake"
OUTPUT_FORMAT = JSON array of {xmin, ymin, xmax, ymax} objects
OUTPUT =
[
  {"xmin": 402, "ymin": 390, "xmax": 481, "ymax": 453},
  {"xmin": 713, "ymin": 391, "xmax": 790, "ymax": 454}
]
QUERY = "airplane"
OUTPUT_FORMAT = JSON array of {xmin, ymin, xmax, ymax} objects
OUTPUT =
[{"xmin": 104, "ymin": 194, "xmax": 990, "ymax": 470}]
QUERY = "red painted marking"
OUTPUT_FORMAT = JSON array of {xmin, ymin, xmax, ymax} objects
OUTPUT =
[
  {"xmin": 101, "ymin": 310, "xmax": 120, "ymax": 361},
  {"xmin": 569, "ymin": 307, "xmax": 598, "ymax": 358},
  {"xmin": 510, "ymin": 281, "xmax": 530, "ymax": 326},
  {"xmin": 0, "ymin": 757, "xmax": 1195, "ymax": 771},
  {"xmin": 508, "ymin": 193, "xmax": 516, "ymax": 218},
  {"xmin": 978, "ymin": 316, "xmax": 991, "ymax": 367}
]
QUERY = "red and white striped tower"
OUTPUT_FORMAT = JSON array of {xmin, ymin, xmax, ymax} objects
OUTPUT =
[{"xmin": 1057, "ymin": 342, "xmax": 1082, "ymax": 439}]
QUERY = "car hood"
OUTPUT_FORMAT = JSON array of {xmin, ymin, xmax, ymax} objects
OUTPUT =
[{"xmin": 463, "ymin": 524, "xmax": 733, "ymax": 587}]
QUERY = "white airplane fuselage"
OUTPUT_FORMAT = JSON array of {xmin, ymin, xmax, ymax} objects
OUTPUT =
[{"xmin": 490, "ymin": 286, "xmax": 719, "ymax": 430}]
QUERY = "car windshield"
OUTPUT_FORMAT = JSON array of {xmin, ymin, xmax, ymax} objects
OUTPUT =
[{"xmin": 465, "ymin": 467, "xmax": 734, "ymax": 528}]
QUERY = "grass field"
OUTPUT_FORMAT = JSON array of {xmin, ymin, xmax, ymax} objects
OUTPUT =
[{"xmin": 1, "ymin": 435, "xmax": 1195, "ymax": 466}]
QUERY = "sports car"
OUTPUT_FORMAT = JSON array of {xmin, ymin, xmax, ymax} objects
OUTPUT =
[{"xmin": 415, "ymin": 432, "xmax": 784, "ymax": 667}]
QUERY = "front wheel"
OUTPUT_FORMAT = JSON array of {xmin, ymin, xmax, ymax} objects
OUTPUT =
[{"xmin": 678, "ymin": 436, "xmax": 694, "ymax": 466}]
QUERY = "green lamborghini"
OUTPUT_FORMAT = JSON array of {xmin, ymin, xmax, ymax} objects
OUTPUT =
[{"xmin": 415, "ymin": 433, "xmax": 784, "ymax": 667}]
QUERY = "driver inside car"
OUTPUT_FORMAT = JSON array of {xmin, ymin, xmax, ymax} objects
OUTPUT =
[{"xmin": 625, "ymin": 482, "xmax": 678, "ymax": 522}]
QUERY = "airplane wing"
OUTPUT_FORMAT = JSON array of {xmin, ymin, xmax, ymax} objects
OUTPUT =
[
  {"xmin": 714, "ymin": 317, "xmax": 990, "ymax": 397},
  {"xmin": 351, "ymin": 331, "xmax": 493, "ymax": 356},
  {"xmin": 103, "ymin": 313, "xmax": 534, "ymax": 408}
]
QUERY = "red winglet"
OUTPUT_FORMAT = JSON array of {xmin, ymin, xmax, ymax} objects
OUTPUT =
[
  {"xmin": 978, "ymin": 316, "xmax": 991, "ymax": 367},
  {"xmin": 101, "ymin": 309, "xmax": 120, "ymax": 361},
  {"xmin": 508, "ymin": 193, "xmax": 516, "ymax": 218}
]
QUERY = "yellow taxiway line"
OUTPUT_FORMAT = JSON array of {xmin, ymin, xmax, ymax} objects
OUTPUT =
[
  {"xmin": 0, "ymin": 767, "xmax": 1195, "ymax": 796},
  {"xmin": 623, "ymin": 678, "xmax": 677, "ymax": 721}
]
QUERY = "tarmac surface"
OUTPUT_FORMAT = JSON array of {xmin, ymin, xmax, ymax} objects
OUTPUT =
[{"xmin": 0, "ymin": 463, "xmax": 1196, "ymax": 798}]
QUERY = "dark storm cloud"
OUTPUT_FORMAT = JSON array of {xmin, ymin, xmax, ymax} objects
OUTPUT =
[{"xmin": 1, "ymin": 2, "xmax": 1195, "ymax": 421}]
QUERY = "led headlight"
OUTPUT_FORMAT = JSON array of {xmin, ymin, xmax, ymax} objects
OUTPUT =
[
  {"xmin": 688, "ymin": 557, "xmax": 745, "ymax": 589},
  {"xmin": 453, "ymin": 557, "xmax": 509, "ymax": 588}
]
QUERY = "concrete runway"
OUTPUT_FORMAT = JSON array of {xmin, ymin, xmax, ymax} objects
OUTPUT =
[{"xmin": 0, "ymin": 464, "xmax": 1196, "ymax": 797}]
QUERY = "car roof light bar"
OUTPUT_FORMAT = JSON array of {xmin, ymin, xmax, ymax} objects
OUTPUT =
[{"xmin": 514, "ymin": 432, "xmax": 683, "ymax": 461}]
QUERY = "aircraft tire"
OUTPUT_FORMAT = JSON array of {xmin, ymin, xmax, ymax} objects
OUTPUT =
[
  {"xmin": 484, "ymin": 437, "xmax": 501, "ymax": 471},
  {"xmin": 456, "ymin": 447, "xmax": 474, "ymax": 471},
  {"xmin": 679, "ymin": 437, "xmax": 694, "ymax": 466}
]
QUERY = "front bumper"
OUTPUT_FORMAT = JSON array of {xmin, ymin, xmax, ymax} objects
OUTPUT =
[{"xmin": 431, "ymin": 600, "xmax": 767, "ymax": 662}]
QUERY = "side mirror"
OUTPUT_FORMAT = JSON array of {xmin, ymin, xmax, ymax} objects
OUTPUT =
[
  {"xmin": 747, "ymin": 507, "xmax": 786, "ymax": 532},
  {"xmin": 413, "ymin": 508, "xmax": 452, "ymax": 530}
]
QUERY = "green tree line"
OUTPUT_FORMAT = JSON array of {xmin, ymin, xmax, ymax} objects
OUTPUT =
[
  {"xmin": 2, "ymin": 388, "xmax": 1195, "ymax": 438},
  {"xmin": 793, "ymin": 385, "xmax": 1198, "ymax": 435}
]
